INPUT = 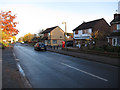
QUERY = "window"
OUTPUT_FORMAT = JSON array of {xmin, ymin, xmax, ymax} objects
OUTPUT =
[
  {"xmin": 48, "ymin": 40, "xmax": 50, "ymax": 44},
  {"xmin": 48, "ymin": 33, "xmax": 50, "ymax": 36},
  {"xmin": 83, "ymin": 30, "xmax": 86, "ymax": 34},
  {"xmin": 82, "ymin": 29, "xmax": 89, "ymax": 34},
  {"xmin": 117, "ymin": 24, "xmax": 120, "ymax": 30},
  {"xmin": 53, "ymin": 40, "xmax": 57, "ymax": 44},
  {"xmin": 60, "ymin": 36, "xmax": 62, "ymax": 38},
  {"xmin": 75, "ymin": 30, "xmax": 78, "ymax": 34}
]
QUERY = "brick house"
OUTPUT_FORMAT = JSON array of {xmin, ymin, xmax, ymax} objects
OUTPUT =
[
  {"xmin": 107, "ymin": 14, "xmax": 120, "ymax": 46},
  {"xmin": 73, "ymin": 18, "xmax": 110, "ymax": 47},
  {"xmin": 41, "ymin": 26, "xmax": 64, "ymax": 46}
]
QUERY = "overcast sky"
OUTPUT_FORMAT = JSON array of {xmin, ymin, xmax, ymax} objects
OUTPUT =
[{"xmin": 0, "ymin": 0, "xmax": 119, "ymax": 39}]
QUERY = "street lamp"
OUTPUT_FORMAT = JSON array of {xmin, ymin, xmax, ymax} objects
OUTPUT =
[{"xmin": 62, "ymin": 21, "xmax": 67, "ymax": 48}]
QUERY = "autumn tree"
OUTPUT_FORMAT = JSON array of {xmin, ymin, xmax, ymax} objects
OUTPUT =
[
  {"xmin": 18, "ymin": 36, "xmax": 23, "ymax": 43},
  {"xmin": 23, "ymin": 33, "xmax": 34, "ymax": 43},
  {"xmin": 0, "ymin": 11, "xmax": 19, "ymax": 42},
  {"xmin": 90, "ymin": 30, "xmax": 99, "ymax": 41},
  {"xmin": 12, "ymin": 36, "xmax": 16, "ymax": 42}
]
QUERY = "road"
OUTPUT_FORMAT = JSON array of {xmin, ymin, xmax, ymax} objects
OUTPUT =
[{"xmin": 13, "ymin": 44, "xmax": 119, "ymax": 88}]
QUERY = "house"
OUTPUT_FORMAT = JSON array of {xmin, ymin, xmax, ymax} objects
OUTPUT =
[
  {"xmin": 107, "ymin": 13, "xmax": 120, "ymax": 46},
  {"xmin": 73, "ymin": 18, "xmax": 110, "ymax": 47},
  {"xmin": 41, "ymin": 26, "xmax": 64, "ymax": 46}
]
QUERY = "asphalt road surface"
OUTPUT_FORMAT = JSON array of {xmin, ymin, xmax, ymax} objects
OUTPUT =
[{"xmin": 13, "ymin": 44, "xmax": 119, "ymax": 88}]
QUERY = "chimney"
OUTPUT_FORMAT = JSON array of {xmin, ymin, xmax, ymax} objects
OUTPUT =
[{"xmin": 118, "ymin": 1, "xmax": 120, "ymax": 14}]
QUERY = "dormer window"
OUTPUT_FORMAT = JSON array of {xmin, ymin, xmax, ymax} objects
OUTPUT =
[
  {"xmin": 117, "ymin": 24, "xmax": 120, "ymax": 30},
  {"xmin": 82, "ymin": 29, "xmax": 89, "ymax": 34}
]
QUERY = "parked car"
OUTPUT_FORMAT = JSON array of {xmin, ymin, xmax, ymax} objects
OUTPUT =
[
  {"xmin": 34, "ymin": 42, "xmax": 47, "ymax": 51},
  {"xmin": 67, "ymin": 41, "xmax": 73, "ymax": 47}
]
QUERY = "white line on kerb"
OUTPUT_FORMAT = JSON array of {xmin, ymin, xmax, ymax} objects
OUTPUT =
[{"xmin": 61, "ymin": 62, "xmax": 108, "ymax": 82}]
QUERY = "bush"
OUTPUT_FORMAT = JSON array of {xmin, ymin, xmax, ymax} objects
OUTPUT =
[
  {"xmin": 103, "ymin": 46, "xmax": 120, "ymax": 52},
  {"xmin": 94, "ymin": 47, "xmax": 104, "ymax": 51},
  {"xmin": 0, "ymin": 41, "xmax": 9, "ymax": 49},
  {"xmin": 2, "ymin": 42, "xmax": 8, "ymax": 47},
  {"xmin": 105, "ymin": 46, "xmax": 114, "ymax": 52},
  {"xmin": 113, "ymin": 46, "xmax": 120, "ymax": 52},
  {"xmin": 83, "ymin": 44, "xmax": 120, "ymax": 53}
]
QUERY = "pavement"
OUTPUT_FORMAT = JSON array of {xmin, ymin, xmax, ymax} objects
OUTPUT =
[
  {"xmin": 2, "ymin": 46, "xmax": 32, "ymax": 89},
  {"xmin": 47, "ymin": 47, "xmax": 120, "ymax": 67}
]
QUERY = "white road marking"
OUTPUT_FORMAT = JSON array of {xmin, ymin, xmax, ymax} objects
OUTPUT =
[
  {"xmin": 13, "ymin": 53, "xmax": 15, "ymax": 57},
  {"xmin": 13, "ymin": 52, "xmax": 19, "ymax": 62},
  {"xmin": 61, "ymin": 62, "xmax": 108, "ymax": 82},
  {"xmin": 15, "ymin": 59, "xmax": 19, "ymax": 62}
]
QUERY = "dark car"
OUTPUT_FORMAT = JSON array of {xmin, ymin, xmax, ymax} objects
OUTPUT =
[
  {"xmin": 67, "ymin": 41, "xmax": 73, "ymax": 47},
  {"xmin": 34, "ymin": 42, "xmax": 47, "ymax": 51}
]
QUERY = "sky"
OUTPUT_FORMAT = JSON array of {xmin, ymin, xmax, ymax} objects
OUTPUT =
[{"xmin": 0, "ymin": 0, "xmax": 119, "ymax": 39}]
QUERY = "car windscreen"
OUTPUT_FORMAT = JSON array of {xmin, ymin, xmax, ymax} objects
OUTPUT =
[{"xmin": 39, "ymin": 44, "xmax": 45, "ymax": 46}]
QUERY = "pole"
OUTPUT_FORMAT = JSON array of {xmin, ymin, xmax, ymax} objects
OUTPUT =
[
  {"xmin": 62, "ymin": 21, "xmax": 67, "ymax": 48},
  {"xmin": 65, "ymin": 22, "xmax": 67, "ymax": 48}
]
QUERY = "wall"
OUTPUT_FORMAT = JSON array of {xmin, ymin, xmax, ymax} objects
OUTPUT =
[
  {"xmin": 50, "ymin": 27, "xmax": 64, "ymax": 46},
  {"xmin": 44, "ymin": 33, "xmax": 48, "ymax": 37},
  {"xmin": 111, "ymin": 24, "xmax": 117, "ymax": 32},
  {"xmin": 93, "ymin": 19, "xmax": 110, "ymax": 40}
]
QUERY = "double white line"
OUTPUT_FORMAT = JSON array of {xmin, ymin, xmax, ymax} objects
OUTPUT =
[{"xmin": 61, "ymin": 62, "xmax": 108, "ymax": 82}]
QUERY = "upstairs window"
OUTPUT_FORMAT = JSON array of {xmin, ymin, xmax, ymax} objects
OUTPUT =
[
  {"xmin": 48, "ymin": 33, "xmax": 50, "ymax": 36},
  {"xmin": 60, "ymin": 36, "xmax": 62, "ymax": 38},
  {"xmin": 83, "ymin": 30, "xmax": 86, "ymax": 34},
  {"xmin": 75, "ymin": 30, "xmax": 78, "ymax": 34},
  {"xmin": 117, "ymin": 24, "xmax": 120, "ymax": 30},
  {"xmin": 82, "ymin": 29, "xmax": 89, "ymax": 34}
]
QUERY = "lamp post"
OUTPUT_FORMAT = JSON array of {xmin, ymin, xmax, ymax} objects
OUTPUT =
[{"xmin": 62, "ymin": 21, "xmax": 67, "ymax": 48}]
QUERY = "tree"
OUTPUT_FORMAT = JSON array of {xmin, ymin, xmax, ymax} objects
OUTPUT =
[
  {"xmin": 0, "ymin": 11, "xmax": 19, "ymax": 41},
  {"xmin": 18, "ymin": 37, "xmax": 23, "ymax": 43},
  {"xmin": 23, "ymin": 33, "xmax": 34, "ymax": 43},
  {"xmin": 12, "ymin": 36, "xmax": 16, "ymax": 43},
  {"xmin": 86, "ymin": 30, "xmax": 99, "ymax": 46},
  {"xmin": 90, "ymin": 30, "xmax": 99, "ymax": 41}
]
